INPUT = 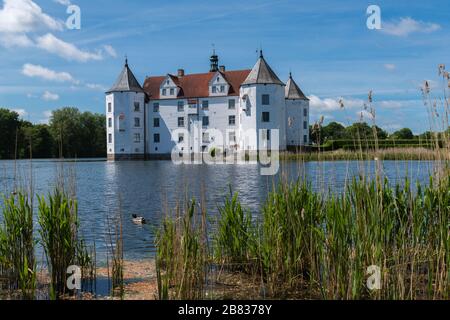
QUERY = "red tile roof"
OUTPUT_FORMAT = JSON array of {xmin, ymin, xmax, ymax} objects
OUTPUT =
[{"xmin": 143, "ymin": 70, "xmax": 251, "ymax": 100}]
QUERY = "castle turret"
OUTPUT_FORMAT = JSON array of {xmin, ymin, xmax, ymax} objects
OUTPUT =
[
  {"xmin": 239, "ymin": 51, "xmax": 286, "ymax": 151},
  {"xmin": 106, "ymin": 58, "xmax": 146, "ymax": 160},
  {"xmin": 285, "ymin": 72, "xmax": 310, "ymax": 148}
]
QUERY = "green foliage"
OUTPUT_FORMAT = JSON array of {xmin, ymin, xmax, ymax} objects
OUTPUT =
[
  {"xmin": 390, "ymin": 128, "xmax": 415, "ymax": 140},
  {"xmin": 38, "ymin": 189, "xmax": 90, "ymax": 298},
  {"xmin": 156, "ymin": 199, "xmax": 207, "ymax": 300},
  {"xmin": 0, "ymin": 107, "xmax": 106, "ymax": 159},
  {"xmin": 0, "ymin": 193, "xmax": 36, "ymax": 299},
  {"xmin": 213, "ymin": 189, "xmax": 254, "ymax": 270}
]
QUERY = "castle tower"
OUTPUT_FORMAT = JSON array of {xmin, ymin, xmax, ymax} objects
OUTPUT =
[
  {"xmin": 285, "ymin": 72, "xmax": 310, "ymax": 147},
  {"xmin": 239, "ymin": 50, "xmax": 287, "ymax": 152},
  {"xmin": 105, "ymin": 58, "xmax": 146, "ymax": 160}
]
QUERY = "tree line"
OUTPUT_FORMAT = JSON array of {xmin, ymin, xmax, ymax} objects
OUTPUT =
[
  {"xmin": 0, "ymin": 107, "xmax": 105, "ymax": 159},
  {"xmin": 0, "ymin": 107, "xmax": 447, "ymax": 160},
  {"xmin": 310, "ymin": 121, "xmax": 447, "ymax": 146}
]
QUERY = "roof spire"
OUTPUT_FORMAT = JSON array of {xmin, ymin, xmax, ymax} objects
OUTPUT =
[
  {"xmin": 125, "ymin": 55, "xmax": 128, "ymax": 67},
  {"xmin": 210, "ymin": 46, "xmax": 219, "ymax": 72},
  {"xmin": 259, "ymin": 48, "xmax": 263, "ymax": 58}
]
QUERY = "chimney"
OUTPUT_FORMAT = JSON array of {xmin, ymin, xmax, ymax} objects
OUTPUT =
[
  {"xmin": 219, "ymin": 66, "xmax": 226, "ymax": 72},
  {"xmin": 177, "ymin": 69, "xmax": 185, "ymax": 77}
]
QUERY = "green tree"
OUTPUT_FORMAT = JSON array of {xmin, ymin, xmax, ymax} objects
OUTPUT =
[
  {"xmin": 322, "ymin": 122, "xmax": 348, "ymax": 142},
  {"xmin": 22, "ymin": 124, "xmax": 55, "ymax": 158},
  {"xmin": 0, "ymin": 108, "xmax": 20, "ymax": 159},
  {"xmin": 390, "ymin": 128, "xmax": 415, "ymax": 140}
]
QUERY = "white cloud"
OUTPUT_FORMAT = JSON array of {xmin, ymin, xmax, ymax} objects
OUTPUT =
[
  {"xmin": 382, "ymin": 17, "xmax": 440, "ymax": 37},
  {"xmin": 103, "ymin": 45, "xmax": 117, "ymax": 58},
  {"xmin": 53, "ymin": 0, "xmax": 71, "ymax": 5},
  {"xmin": 384, "ymin": 64, "xmax": 396, "ymax": 71},
  {"xmin": 0, "ymin": 0, "xmax": 63, "ymax": 33},
  {"xmin": 12, "ymin": 108, "xmax": 28, "ymax": 117},
  {"xmin": 357, "ymin": 110, "xmax": 375, "ymax": 121},
  {"xmin": 0, "ymin": 33, "xmax": 33, "ymax": 48},
  {"xmin": 22, "ymin": 63, "xmax": 78, "ymax": 83},
  {"xmin": 86, "ymin": 83, "xmax": 107, "ymax": 91},
  {"xmin": 36, "ymin": 33, "xmax": 103, "ymax": 62},
  {"xmin": 39, "ymin": 110, "xmax": 53, "ymax": 124},
  {"xmin": 42, "ymin": 90, "xmax": 59, "ymax": 101},
  {"xmin": 308, "ymin": 95, "xmax": 364, "ymax": 112}
]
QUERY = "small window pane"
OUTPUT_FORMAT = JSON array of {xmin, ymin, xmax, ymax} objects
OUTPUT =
[
  {"xmin": 134, "ymin": 117, "xmax": 140, "ymax": 127},
  {"xmin": 202, "ymin": 100, "xmax": 209, "ymax": 110},
  {"xmin": 228, "ymin": 99, "xmax": 235, "ymax": 109},
  {"xmin": 178, "ymin": 117, "xmax": 185, "ymax": 127},
  {"xmin": 134, "ymin": 102, "xmax": 140, "ymax": 112},
  {"xmin": 154, "ymin": 118, "xmax": 160, "ymax": 127},
  {"xmin": 262, "ymin": 94, "xmax": 270, "ymax": 105},
  {"xmin": 153, "ymin": 103, "xmax": 160, "ymax": 112},
  {"xmin": 228, "ymin": 115, "xmax": 236, "ymax": 126},
  {"xmin": 154, "ymin": 134, "xmax": 160, "ymax": 143},
  {"xmin": 262, "ymin": 112, "xmax": 270, "ymax": 122},
  {"xmin": 202, "ymin": 116, "xmax": 209, "ymax": 127}
]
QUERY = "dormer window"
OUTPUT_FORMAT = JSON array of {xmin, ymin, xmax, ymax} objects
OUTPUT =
[
  {"xmin": 220, "ymin": 85, "xmax": 225, "ymax": 93},
  {"xmin": 162, "ymin": 89, "xmax": 167, "ymax": 96},
  {"xmin": 166, "ymin": 80, "xmax": 170, "ymax": 85},
  {"xmin": 170, "ymin": 88, "xmax": 175, "ymax": 95},
  {"xmin": 212, "ymin": 86, "xmax": 217, "ymax": 93},
  {"xmin": 216, "ymin": 77, "xmax": 220, "ymax": 82}
]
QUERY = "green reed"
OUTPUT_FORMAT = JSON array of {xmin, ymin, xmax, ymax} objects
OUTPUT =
[
  {"xmin": 213, "ymin": 188, "xmax": 254, "ymax": 271},
  {"xmin": 156, "ymin": 199, "xmax": 207, "ymax": 300},
  {"xmin": 38, "ymin": 189, "xmax": 91, "ymax": 298},
  {"xmin": 0, "ymin": 193, "xmax": 36, "ymax": 299}
]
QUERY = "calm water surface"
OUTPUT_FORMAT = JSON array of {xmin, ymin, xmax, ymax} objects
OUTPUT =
[{"xmin": 0, "ymin": 159, "xmax": 441, "ymax": 262}]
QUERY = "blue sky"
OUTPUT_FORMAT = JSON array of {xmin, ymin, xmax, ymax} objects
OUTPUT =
[{"xmin": 0, "ymin": 0, "xmax": 449, "ymax": 133}]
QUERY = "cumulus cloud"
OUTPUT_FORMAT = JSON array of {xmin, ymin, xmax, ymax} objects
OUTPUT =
[
  {"xmin": 308, "ymin": 95, "xmax": 364, "ymax": 112},
  {"xmin": 12, "ymin": 108, "xmax": 28, "ymax": 117},
  {"xmin": 22, "ymin": 63, "xmax": 78, "ymax": 83},
  {"xmin": 0, "ymin": 0, "xmax": 63, "ymax": 33},
  {"xmin": 382, "ymin": 17, "xmax": 440, "ymax": 37},
  {"xmin": 0, "ymin": 33, "xmax": 33, "ymax": 48},
  {"xmin": 42, "ymin": 90, "xmax": 59, "ymax": 101},
  {"xmin": 36, "ymin": 33, "xmax": 103, "ymax": 62}
]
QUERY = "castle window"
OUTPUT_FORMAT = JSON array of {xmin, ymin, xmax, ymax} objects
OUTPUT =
[
  {"xmin": 228, "ymin": 115, "xmax": 236, "ymax": 126},
  {"xmin": 178, "ymin": 134, "xmax": 184, "ymax": 143},
  {"xmin": 202, "ymin": 116, "xmax": 209, "ymax": 127},
  {"xmin": 178, "ymin": 101, "xmax": 184, "ymax": 112},
  {"xmin": 134, "ymin": 117, "xmax": 140, "ymax": 127},
  {"xmin": 154, "ymin": 134, "xmax": 160, "ymax": 143},
  {"xmin": 262, "ymin": 112, "xmax": 270, "ymax": 123},
  {"xmin": 134, "ymin": 102, "xmax": 140, "ymax": 112},
  {"xmin": 108, "ymin": 118, "xmax": 112, "ymax": 128},
  {"xmin": 108, "ymin": 134, "xmax": 112, "ymax": 144},
  {"xmin": 108, "ymin": 103, "xmax": 112, "ymax": 113},
  {"xmin": 153, "ymin": 103, "xmax": 160, "ymax": 112},
  {"xmin": 154, "ymin": 118, "xmax": 160, "ymax": 128},
  {"xmin": 262, "ymin": 94, "xmax": 270, "ymax": 105},
  {"xmin": 304, "ymin": 135, "xmax": 308, "ymax": 143},
  {"xmin": 134, "ymin": 133, "xmax": 141, "ymax": 143},
  {"xmin": 303, "ymin": 121, "xmax": 308, "ymax": 130},
  {"xmin": 262, "ymin": 129, "xmax": 271, "ymax": 141},
  {"xmin": 304, "ymin": 108, "xmax": 308, "ymax": 117},
  {"xmin": 229, "ymin": 131, "xmax": 236, "ymax": 143},
  {"xmin": 178, "ymin": 117, "xmax": 185, "ymax": 127},
  {"xmin": 202, "ymin": 100, "xmax": 209, "ymax": 110},
  {"xmin": 212, "ymin": 86, "xmax": 217, "ymax": 94},
  {"xmin": 228, "ymin": 99, "xmax": 235, "ymax": 109}
]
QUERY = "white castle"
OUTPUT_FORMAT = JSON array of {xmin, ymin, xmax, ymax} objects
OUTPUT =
[{"xmin": 105, "ymin": 50, "xmax": 310, "ymax": 160}]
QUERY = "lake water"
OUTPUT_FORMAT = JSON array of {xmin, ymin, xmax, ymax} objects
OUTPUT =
[{"xmin": 0, "ymin": 159, "xmax": 442, "ymax": 262}]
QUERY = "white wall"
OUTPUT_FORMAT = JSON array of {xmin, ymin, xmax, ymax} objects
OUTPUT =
[
  {"xmin": 239, "ymin": 84, "xmax": 287, "ymax": 151},
  {"xmin": 106, "ymin": 91, "xmax": 146, "ymax": 158},
  {"xmin": 286, "ymin": 99, "xmax": 309, "ymax": 146},
  {"xmin": 147, "ymin": 96, "xmax": 239, "ymax": 155}
]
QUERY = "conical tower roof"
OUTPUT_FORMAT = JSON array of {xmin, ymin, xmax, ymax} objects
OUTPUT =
[
  {"xmin": 242, "ymin": 51, "xmax": 284, "ymax": 86},
  {"xmin": 285, "ymin": 73, "xmax": 308, "ymax": 100},
  {"xmin": 106, "ymin": 59, "xmax": 144, "ymax": 93}
]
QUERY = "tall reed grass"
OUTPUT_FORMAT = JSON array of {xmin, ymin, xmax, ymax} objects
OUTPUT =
[
  {"xmin": 156, "ymin": 199, "xmax": 207, "ymax": 300},
  {"xmin": 0, "ymin": 193, "xmax": 36, "ymax": 299},
  {"xmin": 38, "ymin": 189, "xmax": 91, "ymax": 298}
]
